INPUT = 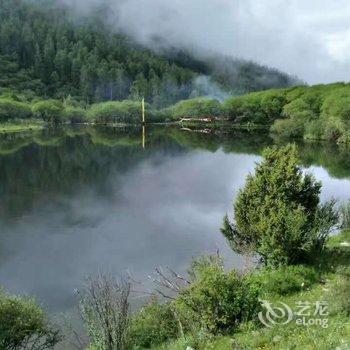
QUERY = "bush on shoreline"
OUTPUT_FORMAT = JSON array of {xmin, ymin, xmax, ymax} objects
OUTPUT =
[
  {"xmin": 270, "ymin": 83, "xmax": 350, "ymax": 142},
  {"xmin": 167, "ymin": 98, "xmax": 223, "ymax": 120},
  {"xmin": 31, "ymin": 100, "xmax": 64, "ymax": 123},
  {"xmin": 61, "ymin": 106, "xmax": 87, "ymax": 123},
  {"xmin": 87, "ymin": 100, "xmax": 142, "ymax": 124},
  {"xmin": 223, "ymin": 89, "xmax": 287, "ymax": 124}
]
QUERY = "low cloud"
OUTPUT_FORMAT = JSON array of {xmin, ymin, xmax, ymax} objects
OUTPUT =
[{"xmin": 57, "ymin": 0, "xmax": 350, "ymax": 84}]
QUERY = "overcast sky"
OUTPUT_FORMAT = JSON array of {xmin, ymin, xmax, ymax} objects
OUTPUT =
[{"xmin": 62, "ymin": 0, "xmax": 350, "ymax": 84}]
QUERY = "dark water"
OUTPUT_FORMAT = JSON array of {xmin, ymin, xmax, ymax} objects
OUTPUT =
[{"xmin": 0, "ymin": 126, "xmax": 350, "ymax": 316}]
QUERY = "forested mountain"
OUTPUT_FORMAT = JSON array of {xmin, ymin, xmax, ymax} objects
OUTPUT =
[
  {"xmin": 0, "ymin": 0, "xmax": 299, "ymax": 107},
  {"xmin": 160, "ymin": 48, "xmax": 299, "ymax": 94}
]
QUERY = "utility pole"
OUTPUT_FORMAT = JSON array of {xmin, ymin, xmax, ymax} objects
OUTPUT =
[
  {"xmin": 141, "ymin": 98, "xmax": 145, "ymax": 124},
  {"xmin": 142, "ymin": 125, "xmax": 145, "ymax": 149},
  {"xmin": 141, "ymin": 98, "xmax": 146, "ymax": 149}
]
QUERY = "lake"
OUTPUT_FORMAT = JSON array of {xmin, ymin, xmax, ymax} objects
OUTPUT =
[{"xmin": 0, "ymin": 125, "xmax": 350, "ymax": 317}]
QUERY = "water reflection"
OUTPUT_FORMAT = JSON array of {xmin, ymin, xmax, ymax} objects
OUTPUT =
[{"xmin": 0, "ymin": 126, "xmax": 350, "ymax": 314}]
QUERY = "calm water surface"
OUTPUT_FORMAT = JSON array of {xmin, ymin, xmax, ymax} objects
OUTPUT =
[{"xmin": 0, "ymin": 126, "xmax": 350, "ymax": 316}]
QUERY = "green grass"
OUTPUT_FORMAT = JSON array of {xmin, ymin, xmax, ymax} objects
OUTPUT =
[
  {"xmin": 150, "ymin": 281, "xmax": 350, "ymax": 349},
  {"xmin": 234, "ymin": 279, "xmax": 350, "ymax": 350},
  {"xmin": 149, "ymin": 335, "xmax": 232, "ymax": 350}
]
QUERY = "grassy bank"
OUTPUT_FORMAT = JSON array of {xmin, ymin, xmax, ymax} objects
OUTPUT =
[{"xmin": 150, "ymin": 231, "xmax": 350, "ymax": 350}]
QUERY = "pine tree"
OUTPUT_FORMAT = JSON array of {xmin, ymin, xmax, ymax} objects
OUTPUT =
[{"xmin": 222, "ymin": 144, "xmax": 338, "ymax": 266}]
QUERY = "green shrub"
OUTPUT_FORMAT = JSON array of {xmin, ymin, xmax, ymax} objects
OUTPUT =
[
  {"xmin": 282, "ymin": 98, "xmax": 315, "ymax": 120},
  {"xmin": 223, "ymin": 96, "xmax": 254, "ymax": 123},
  {"xmin": 285, "ymin": 85, "xmax": 309, "ymax": 102},
  {"xmin": 31, "ymin": 100, "xmax": 63, "ymax": 123},
  {"xmin": 129, "ymin": 301, "xmax": 180, "ymax": 348},
  {"xmin": 87, "ymin": 100, "xmax": 150, "ymax": 123},
  {"xmin": 148, "ymin": 109, "xmax": 169, "ymax": 123},
  {"xmin": 0, "ymin": 290, "xmax": 61, "ymax": 349},
  {"xmin": 221, "ymin": 144, "xmax": 338, "ymax": 266},
  {"xmin": 321, "ymin": 89, "xmax": 350, "ymax": 122},
  {"xmin": 247, "ymin": 265, "xmax": 319, "ymax": 296},
  {"xmin": 283, "ymin": 88, "xmax": 324, "ymax": 120},
  {"xmin": 223, "ymin": 90, "xmax": 286, "ymax": 124},
  {"xmin": 304, "ymin": 119, "xmax": 325, "ymax": 140},
  {"xmin": 259, "ymin": 90, "xmax": 287, "ymax": 120},
  {"xmin": 0, "ymin": 89, "xmax": 38, "ymax": 103},
  {"xmin": 250, "ymin": 83, "xmax": 350, "ymax": 141},
  {"xmin": 175, "ymin": 258, "xmax": 261, "ymax": 335},
  {"xmin": 239, "ymin": 94, "xmax": 265, "ymax": 123},
  {"xmin": 222, "ymin": 98, "xmax": 241, "ymax": 120},
  {"xmin": 62, "ymin": 106, "xmax": 87, "ymax": 123},
  {"xmin": 271, "ymin": 91, "xmax": 324, "ymax": 139},
  {"xmin": 270, "ymin": 118, "xmax": 305, "ymax": 138},
  {"xmin": 337, "ymin": 131, "xmax": 350, "ymax": 144},
  {"xmin": 170, "ymin": 98, "xmax": 222, "ymax": 120},
  {"xmin": 322, "ymin": 118, "xmax": 343, "ymax": 141},
  {"xmin": 0, "ymin": 98, "xmax": 32, "ymax": 121}
]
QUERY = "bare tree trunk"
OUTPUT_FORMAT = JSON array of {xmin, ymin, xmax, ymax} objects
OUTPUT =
[{"xmin": 79, "ymin": 274, "xmax": 131, "ymax": 350}]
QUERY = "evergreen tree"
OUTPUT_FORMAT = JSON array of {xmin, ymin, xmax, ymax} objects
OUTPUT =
[{"xmin": 222, "ymin": 144, "xmax": 338, "ymax": 266}]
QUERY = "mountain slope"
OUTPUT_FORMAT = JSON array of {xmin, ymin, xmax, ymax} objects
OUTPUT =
[{"xmin": 0, "ymin": 0, "xmax": 299, "ymax": 107}]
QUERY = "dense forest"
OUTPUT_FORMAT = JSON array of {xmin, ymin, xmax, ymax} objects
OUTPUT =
[{"xmin": 0, "ymin": 0, "xmax": 298, "ymax": 108}]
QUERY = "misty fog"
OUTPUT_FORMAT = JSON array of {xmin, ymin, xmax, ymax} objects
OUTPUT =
[{"xmin": 53, "ymin": 0, "xmax": 350, "ymax": 84}]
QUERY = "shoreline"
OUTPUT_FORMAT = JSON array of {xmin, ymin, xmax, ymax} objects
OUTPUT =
[
  {"xmin": 0, "ymin": 121, "xmax": 348, "ymax": 148},
  {"xmin": 0, "ymin": 120, "xmax": 268, "ymax": 134},
  {"xmin": 0, "ymin": 121, "xmax": 45, "ymax": 134}
]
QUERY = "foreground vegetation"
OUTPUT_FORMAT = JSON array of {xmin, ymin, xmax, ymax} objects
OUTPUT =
[
  {"xmin": 2, "ymin": 232, "xmax": 348, "ymax": 350},
  {"xmin": 152, "ymin": 253, "xmax": 350, "ymax": 350}
]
